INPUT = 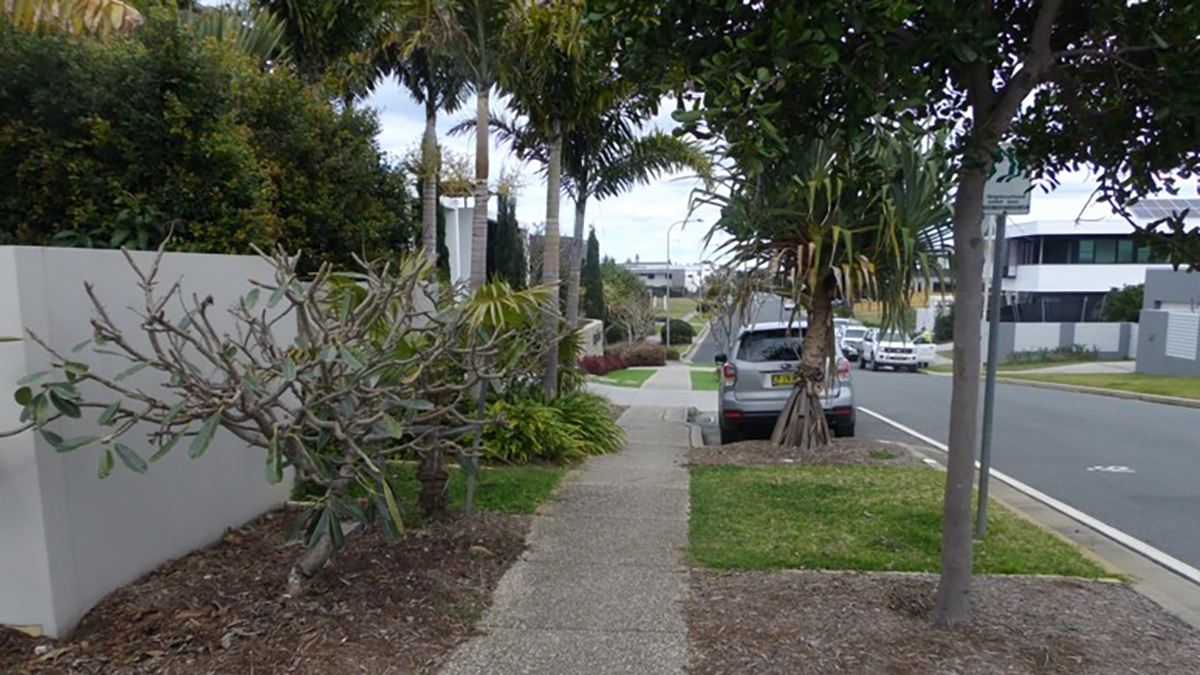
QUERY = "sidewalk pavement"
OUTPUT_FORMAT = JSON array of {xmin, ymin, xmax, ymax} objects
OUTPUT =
[
  {"xmin": 588, "ymin": 374, "xmax": 715, "ymax": 411},
  {"xmin": 440, "ymin": 406, "xmax": 692, "ymax": 675},
  {"xmin": 643, "ymin": 364, "xmax": 694, "ymax": 390}
]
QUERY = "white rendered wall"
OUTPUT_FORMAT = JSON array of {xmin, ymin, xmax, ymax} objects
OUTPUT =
[
  {"xmin": 0, "ymin": 247, "xmax": 292, "ymax": 637},
  {"xmin": 1073, "ymin": 323, "xmax": 1122, "ymax": 352}
]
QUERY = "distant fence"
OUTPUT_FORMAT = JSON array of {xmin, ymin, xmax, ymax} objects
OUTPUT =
[
  {"xmin": 1137, "ymin": 310, "xmax": 1200, "ymax": 377},
  {"xmin": 981, "ymin": 321, "xmax": 1137, "ymax": 363},
  {"xmin": 0, "ymin": 247, "xmax": 291, "ymax": 637}
]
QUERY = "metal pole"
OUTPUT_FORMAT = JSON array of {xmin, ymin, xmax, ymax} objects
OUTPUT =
[
  {"xmin": 665, "ymin": 227, "xmax": 671, "ymax": 348},
  {"xmin": 976, "ymin": 211, "xmax": 1006, "ymax": 538}
]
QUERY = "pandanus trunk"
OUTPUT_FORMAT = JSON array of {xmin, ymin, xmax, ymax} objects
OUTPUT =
[
  {"xmin": 771, "ymin": 283, "xmax": 834, "ymax": 449},
  {"xmin": 565, "ymin": 189, "xmax": 588, "ymax": 329},
  {"xmin": 934, "ymin": 162, "xmax": 989, "ymax": 625},
  {"xmin": 542, "ymin": 120, "xmax": 564, "ymax": 399},
  {"xmin": 416, "ymin": 447, "xmax": 450, "ymax": 518},
  {"xmin": 469, "ymin": 86, "xmax": 490, "ymax": 290}
]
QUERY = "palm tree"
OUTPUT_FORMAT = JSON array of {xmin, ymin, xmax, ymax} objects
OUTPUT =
[
  {"xmin": 361, "ymin": 3, "xmax": 468, "ymax": 282},
  {"xmin": 3, "ymin": 0, "xmax": 141, "ymax": 35},
  {"xmin": 500, "ymin": 0, "xmax": 586, "ymax": 399}
]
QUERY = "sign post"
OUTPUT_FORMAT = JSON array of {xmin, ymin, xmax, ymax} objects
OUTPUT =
[{"xmin": 976, "ymin": 147, "xmax": 1031, "ymax": 539}]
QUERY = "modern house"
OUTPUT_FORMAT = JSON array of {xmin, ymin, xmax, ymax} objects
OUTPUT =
[
  {"xmin": 996, "ymin": 208, "xmax": 1180, "ymax": 322},
  {"xmin": 621, "ymin": 260, "xmax": 707, "ymax": 294}
]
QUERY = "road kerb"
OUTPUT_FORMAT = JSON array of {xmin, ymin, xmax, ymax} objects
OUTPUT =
[{"xmin": 859, "ymin": 405, "xmax": 1200, "ymax": 629}]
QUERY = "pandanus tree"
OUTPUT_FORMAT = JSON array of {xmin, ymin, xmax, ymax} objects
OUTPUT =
[{"xmin": 703, "ymin": 128, "xmax": 949, "ymax": 449}]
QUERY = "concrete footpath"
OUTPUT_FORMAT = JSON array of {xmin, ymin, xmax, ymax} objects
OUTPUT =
[{"xmin": 440, "ymin": 406, "xmax": 691, "ymax": 675}]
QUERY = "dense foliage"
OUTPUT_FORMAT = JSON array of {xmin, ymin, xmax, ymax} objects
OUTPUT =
[
  {"xmin": 482, "ymin": 392, "xmax": 623, "ymax": 463},
  {"xmin": 0, "ymin": 14, "xmax": 417, "ymax": 268},
  {"xmin": 660, "ymin": 319, "xmax": 694, "ymax": 345},
  {"xmin": 582, "ymin": 227, "xmax": 606, "ymax": 321},
  {"xmin": 1100, "ymin": 284, "xmax": 1145, "ymax": 323},
  {"xmin": 580, "ymin": 353, "xmax": 626, "ymax": 376},
  {"xmin": 605, "ymin": 342, "xmax": 666, "ymax": 367},
  {"xmin": 493, "ymin": 193, "xmax": 527, "ymax": 289}
]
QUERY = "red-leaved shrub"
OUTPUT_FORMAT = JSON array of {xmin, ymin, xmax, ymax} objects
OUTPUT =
[
  {"xmin": 605, "ymin": 343, "xmax": 666, "ymax": 367},
  {"xmin": 580, "ymin": 353, "xmax": 627, "ymax": 375}
]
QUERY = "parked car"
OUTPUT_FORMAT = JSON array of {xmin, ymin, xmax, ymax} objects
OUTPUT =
[
  {"xmin": 912, "ymin": 334, "xmax": 937, "ymax": 368},
  {"xmin": 840, "ymin": 324, "xmax": 870, "ymax": 362},
  {"xmin": 860, "ymin": 329, "xmax": 920, "ymax": 372},
  {"xmin": 715, "ymin": 321, "xmax": 856, "ymax": 443}
]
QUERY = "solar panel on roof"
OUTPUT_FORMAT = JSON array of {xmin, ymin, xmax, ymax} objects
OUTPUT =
[{"xmin": 1131, "ymin": 198, "xmax": 1200, "ymax": 221}]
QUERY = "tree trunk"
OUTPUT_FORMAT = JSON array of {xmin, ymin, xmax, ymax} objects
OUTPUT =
[
  {"xmin": 422, "ymin": 98, "xmax": 439, "ymax": 271},
  {"xmin": 542, "ymin": 121, "xmax": 563, "ymax": 399},
  {"xmin": 565, "ymin": 192, "xmax": 587, "ymax": 329},
  {"xmin": 286, "ymin": 532, "xmax": 333, "ymax": 596},
  {"xmin": 934, "ymin": 163, "xmax": 989, "ymax": 625},
  {"xmin": 469, "ymin": 85, "xmax": 490, "ymax": 290},
  {"xmin": 771, "ymin": 283, "xmax": 833, "ymax": 449},
  {"xmin": 416, "ymin": 446, "xmax": 449, "ymax": 518}
]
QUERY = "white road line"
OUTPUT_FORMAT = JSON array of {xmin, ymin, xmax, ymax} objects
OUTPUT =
[{"xmin": 859, "ymin": 405, "xmax": 1200, "ymax": 586}]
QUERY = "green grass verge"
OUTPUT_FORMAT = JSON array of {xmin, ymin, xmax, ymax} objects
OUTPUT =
[
  {"xmin": 390, "ymin": 463, "xmax": 567, "ymax": 515},
  {"xmin": 689, "ymin": 465, "xmax": 1106, "ymax": 577},
  {"xmin": 690, "ymin": 369, "xmax": 719, "ymax": 391},
  {"xmin": 591, "ymin": 367, "xmax": 658, "ymax": 388},
  {"xmin": 927, "ymin": 359, "xmax": 1127, "ymax": 374},
  {"xmin": 667, "ymin": 297, "xmax": 699, "ymax": 320},
  {"xmin": 1004, "ymin": 372, "xmax": 1200, "ymax": 401}
]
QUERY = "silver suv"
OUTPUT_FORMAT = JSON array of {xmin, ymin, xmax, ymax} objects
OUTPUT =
[{"xmin": 715, "ymin": 321, "xmax": 856, "ymax": 443}]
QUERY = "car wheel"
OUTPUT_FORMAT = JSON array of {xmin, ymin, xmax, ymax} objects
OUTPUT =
[
  {"xmin": 871, "ymin": 358, "xmax": 880, "ymax": 372},
  {"xmin": 720, "ymin": 424, "xmax": 741, "ymax": 444},
  {"xmin": 833, "ymin": 421, "xmax": 856, "ymax": 438},
  {"xmin": 859, "ymin": 356, "xmax": 866, "ymax": 370}
]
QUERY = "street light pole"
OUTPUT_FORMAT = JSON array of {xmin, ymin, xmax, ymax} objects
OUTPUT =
[{"xmin": 664, "ymin": 219, "xmax": 689, "ymax": 349}]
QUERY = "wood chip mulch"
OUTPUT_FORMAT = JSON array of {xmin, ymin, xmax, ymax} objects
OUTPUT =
[
  {"xmin": 688, "ymin": 570, "xmax": 1200, "ymax": 675},
  {"xmin": 688, "ymin": 438, "xmax": 927, "ymax": 467},
  {"xmin": 0, "ymin": 509, "xmax": 529, "ymax": 675}
]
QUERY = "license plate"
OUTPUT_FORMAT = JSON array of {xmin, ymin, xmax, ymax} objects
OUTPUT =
[{"xmin": 771, "ymin": 373, "xmax": 796, "ymax": 387}]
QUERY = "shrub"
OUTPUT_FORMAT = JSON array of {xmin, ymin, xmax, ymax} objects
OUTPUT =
[
  {"xmin": 482, "ymin": 392, "xmax": 625, "ymax": 463},
  {"xmin": 1100, "ymin": 284, "xmax": 1144, "ymax": 323},
  {"xmin": 661, "ymin": 319, "xmax": 695, "ymax": 345},
  {"xmin": 1004, "ymin": 344, "xmax": 1100, "ymax": 365},
  {"xmin": 553, "ymin": 392, "xmax": 624, "ymax": 456},
  {"xmin": 580, "ymin": 353, "xmax": 626, "ymax": 375},
  {"xmin": 605, "ymin": 322, "xmax": 631, "ymax": 344},
  {"xmin": 934, "ymin": 304, "xmax": 955, "ymax": 342},
  {"xmin": 483, "ymin": 397, "xmax": 582, "ymax": 464},
  {"xmin": 666, "ymin": 346, "xmax": 682, "ymax": 361},
  {"xmin": 606, "ymin": 342, "xmax": 667, "ymax": 366}
]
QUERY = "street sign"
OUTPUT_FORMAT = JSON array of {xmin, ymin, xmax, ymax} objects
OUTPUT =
[{"xmin": 983, "ymin": 146, "xmax": 1031, "ymax": 215}]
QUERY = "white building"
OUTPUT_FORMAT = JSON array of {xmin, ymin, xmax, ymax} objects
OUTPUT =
[
  {"xmin": 622, "ymin": 261, "xmax": 708, "ymax": 294},
  {"xmin": 995, "ymin": 207, "xmax": 1180, "ymax": 322}
]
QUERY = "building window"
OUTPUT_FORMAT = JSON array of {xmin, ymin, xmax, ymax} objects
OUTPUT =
[
  {"xmin": 1117, "ymin": 238, "xmax": 1135, "ymax": 263},
  {"xmin": 1043, "ymin": 238, "xmax": 1072, "ymax": 264}
]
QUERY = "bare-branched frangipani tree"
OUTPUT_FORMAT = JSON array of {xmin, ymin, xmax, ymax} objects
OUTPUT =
[{"xmin": 2, "ymin": 246, "xmax": 547, "ymax": 595}]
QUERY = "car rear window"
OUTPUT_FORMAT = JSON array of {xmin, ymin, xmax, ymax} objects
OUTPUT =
[
  {"xmin": 844, "ymin": 327, "xmax": 868, "ymax": 339},
  {"xmin": 737, "ymin": 328, "xmax": 805, "ymax": 362}
]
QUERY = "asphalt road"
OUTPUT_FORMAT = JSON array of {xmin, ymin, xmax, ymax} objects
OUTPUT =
[
  {"xmin": 854, "ymin": 369, "xmax": 1200, "ymax": 570},
  {"xmin": 693, "ymin": 295, "xmax": 1200, "ymax": 570}
]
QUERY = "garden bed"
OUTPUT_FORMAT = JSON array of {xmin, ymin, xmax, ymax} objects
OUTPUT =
[
  {"xmin": 688, "ymin": 570, "xmax": 1200, "ymax": 674},
  {"xmin": 0, "ymin": 509, "xmax": 529, "ymax": 674},
  {"xmin": 688, "ymin": 438, "xmax": 926, "ymax": 467}
]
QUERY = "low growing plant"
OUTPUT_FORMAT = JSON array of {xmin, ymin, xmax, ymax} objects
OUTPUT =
[
  {"xmin": 606, "ymin": 342, "xmax": 666, "ymax": 367},
  {"xmin": 1004, "ymin": 344, "xmax": 1100, "ymax": 365}
]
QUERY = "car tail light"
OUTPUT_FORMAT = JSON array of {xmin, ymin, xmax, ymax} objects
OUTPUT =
[
  {"xmin": 722, "ymin": 362, "xmax": 737, "ymax": 386},
  {"xmin": 837, "ymin": 357, "xmax": 851, "ymax": 381}
]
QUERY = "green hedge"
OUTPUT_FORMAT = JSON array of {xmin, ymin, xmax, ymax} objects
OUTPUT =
[
  {"xmin": 661, "ymin": 318, "xmax": 695, "ymax": 345},
  {"xmin": 0, "ymin": 14, "xmax": 416, "ymax": 269}
]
